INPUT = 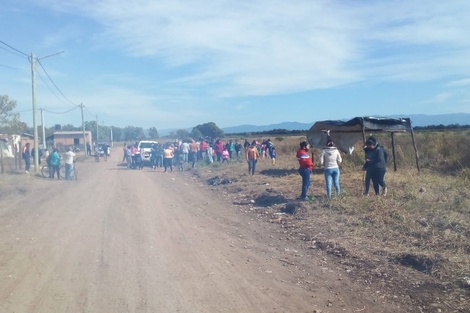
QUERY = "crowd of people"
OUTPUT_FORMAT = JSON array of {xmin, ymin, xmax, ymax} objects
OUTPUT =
[
  {"xmin": 22, "ymin": 134, "xmax": 388, "ymax": 199},
  {"xmin": 120, "ymin": 137, "xmax": 277, "ymax": 173},
  {"xmin": 21, "ymin": 144, "xmax": 77, "ymax": 180},
  {"xmin": 295, "ymin": 136, "xmax": 388, "ymax": 200},
  {"xmin": 116, "ymin": 135, "xmax": 388, "ymax": 200}
]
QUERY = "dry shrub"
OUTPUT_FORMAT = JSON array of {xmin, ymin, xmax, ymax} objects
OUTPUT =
[{"xmin": 192, "ymin": 131, "xmax": 470, "ymax": 310}]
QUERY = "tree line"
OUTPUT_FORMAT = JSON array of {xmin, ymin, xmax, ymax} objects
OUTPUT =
[{"xmin": 2, "ymin": 94, "xmax": 469, "ymax": 143}]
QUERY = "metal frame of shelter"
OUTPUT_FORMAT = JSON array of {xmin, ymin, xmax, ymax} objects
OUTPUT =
[{"xmin": 307, "ymin": 116, "xmax": 420, "ymax": 172}]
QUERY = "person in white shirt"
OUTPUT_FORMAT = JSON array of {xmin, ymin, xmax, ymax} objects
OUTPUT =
[
  {"xmin": 320, "ymin": 139, "xmax": 342, "ymax": 198},
  {"xmin": 64, "ymin": 147, "xmax": 76, "ymax": 180}
]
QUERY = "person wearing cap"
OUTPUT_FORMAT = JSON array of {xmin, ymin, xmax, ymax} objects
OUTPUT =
[
  {"xmin": 296, "ymin": 141, "xmax": 314, "ymax": 200},
  {"xmin": 320, "ymin": 139, "xmax": 342, "ymax": 198},
  {"xmin": 362, "ymin": 136, "xmax": 388, "ymax": 196}
]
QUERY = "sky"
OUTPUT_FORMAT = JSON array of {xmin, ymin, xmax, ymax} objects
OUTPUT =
[{"xmin": 1, "ymin": 0, "xmax": 470, "ymax": 131}]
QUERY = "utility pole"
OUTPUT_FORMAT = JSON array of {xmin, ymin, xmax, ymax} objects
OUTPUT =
[
  {"xmin": 40, "ymin": 108, "xmax": 46, "ymax": 149},
  {"xmin": 30, "ymin": 50, "xmax": 63, "ymax": 170},
  {"xmin": 31, "ymin": 52, "xmax": 39, "ymax": 171},
  {"xmin": 80, "ymin": 103, "xmax": 87, "ymax": 156},
  {"xmin": 96, "ymin": 115, "xmax": 99, "ymax": 143},
  {"xmin": 110, "ymin": 126, "xmax": 114, "ymax": 147}
]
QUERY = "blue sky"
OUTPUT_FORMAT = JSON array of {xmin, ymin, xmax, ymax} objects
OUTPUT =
[{"xmin": 1, "ymin": 0, "xmax": 469, "ymax": 130}]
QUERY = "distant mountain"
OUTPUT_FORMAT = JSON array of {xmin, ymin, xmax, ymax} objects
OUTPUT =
[
  {"xmin": 221, "ymin": 113, "xmax": 470, "ymax": 134},
  {"xmin": 222, "ymin": 121, "xmax": 312, "ymax": 134},
  {"xmin": 388, "ymin": 113, "xmax": 470, "ymax": 127},
  {"xmin": 158, "ymin": 113, "xmax": 469, "ymax": 136}
]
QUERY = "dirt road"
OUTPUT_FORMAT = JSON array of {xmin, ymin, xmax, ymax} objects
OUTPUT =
[{"xmin": 0, "ymin": 150, "xmax": 407, "ymax": 313}]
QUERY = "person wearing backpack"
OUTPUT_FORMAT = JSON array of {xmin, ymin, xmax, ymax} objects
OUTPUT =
[{"xmin": 362, "ymin": 136, "xmax": 388, "ymax": 196}]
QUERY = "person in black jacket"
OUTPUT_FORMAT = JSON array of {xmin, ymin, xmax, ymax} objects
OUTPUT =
[{"xmin": 362, "ymin": 136, "xmax": 388, "ymax": 196}]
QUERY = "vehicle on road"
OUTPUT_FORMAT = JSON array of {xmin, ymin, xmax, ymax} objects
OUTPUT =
[
  {"xmin": 137, "ymin": 140, "xmax": 158, "ymax": 166},
  {"xmin": 96, "ymin": 142, "xmax": 110, "ymax": 157}
]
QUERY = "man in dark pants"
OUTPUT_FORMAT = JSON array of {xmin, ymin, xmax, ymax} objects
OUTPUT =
[{"xmin": 362, "ymin": 136, "xmax": 388, "ymax": 196}]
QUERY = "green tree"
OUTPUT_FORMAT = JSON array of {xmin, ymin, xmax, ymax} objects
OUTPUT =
[
  {"xmin": 0, "ymin": 95, "xmax": 25, "ymax": 133},
  {"xmin": 111, "ymin": 126, "xmax": 123, "ymax": 142},
  {"xmin": 123, "ymin": 126, "xmax": 145, "ymax": 142},
  {"xmin": 190, "ymin": 127, "xmax": 203, "ymax": 140},
  {"xmin": 176, "ymin": 129, "xmax": 190, "ymax": 140},
  {"xmin": 148, "ymin": 127, "xmax": 159, "ymax": 140},
  {"xmin": 193, "ymin": 122, "xmax": 224, "ymax": 139}
]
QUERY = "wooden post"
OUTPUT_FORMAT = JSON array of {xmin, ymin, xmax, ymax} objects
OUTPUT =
[
  {"xmin": 18, "ymin": 142, "xmax": 22, "ymax": 170},
  {"xmin": 409, "ymin": 122, "xmax": 420, "ymax": 173},
  {"xmin": 391, "ymin": 132, "xmax": 397, "ymax": 171}
]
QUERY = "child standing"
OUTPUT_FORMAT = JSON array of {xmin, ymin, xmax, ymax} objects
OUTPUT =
[
  {"xmin": 178, "ymin": 153, "xmax": 184, "ymax": 171},
  {"xmin": 222, "ymin": 149, "xmax": 230, "ymax": 163},
  {"xmin": 270, "ymin": 147, "xmax": 276, "ymax": 165}
]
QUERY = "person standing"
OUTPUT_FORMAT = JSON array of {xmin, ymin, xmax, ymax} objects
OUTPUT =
[
  {"xmin": 64, "ymin": 147, "xmax": 76, "ymax": 180},
  {"xmin": 189, "ymin": 139, "xmax": 199, "ymax": 168},
  {"xmin": 214, "ymin": 138, "xmax": 224, "ymax": 162},
  {"xmin": 163, "ymin": 144, "xmax": 174, "ymax": 172},
  {"xmin": 50, "ymin": 148, "xmax": 61, "ymax": 179},
  {"xmin": 87, "ymin": 142, "xmax": 92, "ymax": 156},
  {"xmin": 22, "ymin": 143, "xmax": 31, "ymax": 173},
  {"xmin": 102, "ymin": 142, "xmax": 109, "ymax": 161},
  {"xmin": 296, "ymin": 141, "xmax": 314, "ymax": 200},
  {"xmin": 362, "ymin": 136, "xmax": 388, "ymax": 196},
  {"xmin": 221, "ymin": 148, "xmax": 230, "ymax": 163},
  {"xmin": 199, "ymin": 139, "xmax": 208, "ymax": 162},
  {"xmin": 243, "ymin": 139, "xmax": 250, "ymax": 151},
  {"xmin": 270, "ymin": 146, "xmax": 276, "ymax": 165},
  {"xmin": 320, "ymin": 140, "xmax": 342, "ymax": 198},
  {"xmin": 181, "ymin": 141, "xmax": 190, "ymax": 163},
  {"xmin": 245, "ymin": 140, "xmax": 260, "ymax": 175},
  {"xmin": 150, "ymin": 144, "xmax": 158, "ymax": 170},
  {"xmin": 206, "ymin": 140, "xmax": 214, "ymax": 164},
  {"xmin": 234, "ymin": 141, "xmax": 242, "ymax": 159}
]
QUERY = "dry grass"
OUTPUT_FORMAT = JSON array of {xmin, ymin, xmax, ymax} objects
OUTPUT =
[{"xmin": 189, "ymin": 133, "xmax": 470, "ymax": 311}]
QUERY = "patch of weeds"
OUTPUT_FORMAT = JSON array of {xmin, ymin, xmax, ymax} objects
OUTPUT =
[
  {"xmin": 389, "ymin": 210, "xmax": 405, "ymax": 222},
  {"xmin": 355, "ymin": 216, "xmax": 376, "ymax": 227}
]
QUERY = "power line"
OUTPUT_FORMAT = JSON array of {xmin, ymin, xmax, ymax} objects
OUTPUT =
[
  {"xmin": 0, "ymin": 40, "xmax": 29, "ymax": 58},
  {"xmin": 0, "ymin": 63, "xmax": 26, "ymax": 70},
  {"xmin": 36, "ymin": 70, "xmax": 77, "ymax": 109},
  {"xmin": 36, "ymin": 59, "xmax": 78, "ymax": 107},
  {"xmin": 44, "ymin": 106, "xmax": 79, "ymax": 115}
]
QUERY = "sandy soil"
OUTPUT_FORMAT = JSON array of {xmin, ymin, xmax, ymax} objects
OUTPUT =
[{"xmin": 0, "ymin": 149, "xmax": 411, "ymax": 313}]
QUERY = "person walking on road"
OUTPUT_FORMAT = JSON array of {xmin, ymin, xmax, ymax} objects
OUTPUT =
[{"xmin": 296, "ymin": 141, "xmax": 314, "ymax": 201}]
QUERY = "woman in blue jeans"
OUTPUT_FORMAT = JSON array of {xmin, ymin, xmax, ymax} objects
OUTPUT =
[
  {"xmin": 296, "ymin": 141, "xmax": 314, "ymax": 200},
  {"xmin": 320, "ymin": 140, "xmax": 342, "ymax": 198}
]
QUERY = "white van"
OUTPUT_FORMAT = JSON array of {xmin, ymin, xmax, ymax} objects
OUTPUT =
[{"xmin": 137, "ymin": 140, "xmax": 158, "ymax": 164}]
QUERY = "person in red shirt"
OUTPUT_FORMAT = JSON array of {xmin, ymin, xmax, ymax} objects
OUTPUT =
[{"xmin": 296, "ymin": 141, "xmax": 314, "ymax": 200}]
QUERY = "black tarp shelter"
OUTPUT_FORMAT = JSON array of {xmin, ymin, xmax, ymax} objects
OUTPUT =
[{"xmin": 307, "ymin": 116, "xmax": 420, "ymax": 172}]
